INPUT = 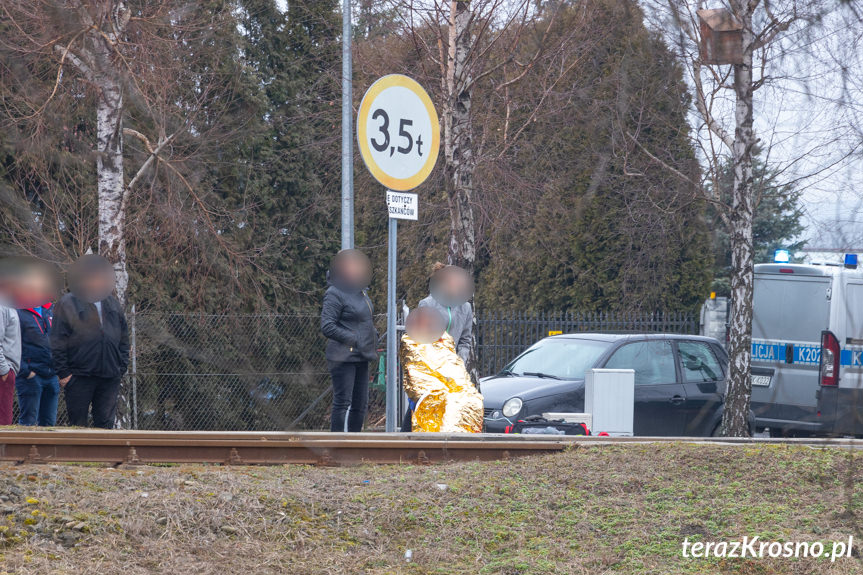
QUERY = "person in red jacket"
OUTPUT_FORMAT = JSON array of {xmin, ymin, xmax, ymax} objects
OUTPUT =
[
  {"xmin": 16, "ymin": 303, "xmax": 59, "ymax": 426},
  {"xmin": 0, "ymin": 256, "xmax": 57, "ymax": 426}
]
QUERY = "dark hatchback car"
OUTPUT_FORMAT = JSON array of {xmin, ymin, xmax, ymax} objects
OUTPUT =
[{"xmin": 482, "ymin": 334, "xmax": 733, "ymax": 436}]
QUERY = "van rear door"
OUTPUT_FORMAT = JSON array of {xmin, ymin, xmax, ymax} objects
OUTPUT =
[
  {"xmin": 821, "ymin": 281, "xmax": 863, "ymax": 435},
  {"xmin": 751, "ymin": 270, "xmax": 831, "ymax": 431}
]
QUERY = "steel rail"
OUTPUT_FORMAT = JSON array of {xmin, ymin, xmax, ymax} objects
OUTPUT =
[
  {"xmin": 0, "ymin": 431, "xmax": 860, "ymax": 466},
  {"xmin": 0, "ymin": 430, "xmax": 571, "ymax": 466}
]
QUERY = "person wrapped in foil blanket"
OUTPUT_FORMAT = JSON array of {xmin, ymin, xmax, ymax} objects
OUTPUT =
[{"xmin": 399, "ymin": 310, "xmax": 483, "ymax": 433}]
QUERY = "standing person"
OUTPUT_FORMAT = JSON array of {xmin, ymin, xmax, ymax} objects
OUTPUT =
[
  {"xmin": 0, "ymin": 256, "xmax": 58, "ymax": 426},
  {"xmin": 51, "ymin": 255, "xmax": 129, "ymax": 428},
  {"xmin": 0, "ymin": 303, "xmax": 21, "ymax": 426},
  {"xmin": 320, "ymin": 249, "xmax": 377, "ymax": 432},
  {"xmin": 16, "ymin": 303, "xmax": 59, "ymax": 426}
]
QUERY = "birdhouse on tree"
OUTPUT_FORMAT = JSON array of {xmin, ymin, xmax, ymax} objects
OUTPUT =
[{"xmin": 696, "ymin": 8, "xmax": 743, "ymax": 65}]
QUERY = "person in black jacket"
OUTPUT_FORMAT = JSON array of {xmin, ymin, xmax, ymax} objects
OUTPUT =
[
  {"xmin": 320, "ymin": 250, "xmax": 377, "ymax": 432},
  {"xmin": 51, "ymin": 255, "xmax": 129, "ymax": 428},
  {"xmin": 16, "ymin": 303, "xmax": 59, "ymax": 426}
]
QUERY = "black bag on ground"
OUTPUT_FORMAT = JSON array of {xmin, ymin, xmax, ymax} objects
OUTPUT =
[{"xmin": 506, "ymin": 415, "xmax": 590, "ymax": 436}]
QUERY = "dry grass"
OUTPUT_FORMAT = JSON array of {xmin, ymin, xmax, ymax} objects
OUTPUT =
[{"xmin": 1, "ymin": 443, "xmax": 862, "ymax": 574}]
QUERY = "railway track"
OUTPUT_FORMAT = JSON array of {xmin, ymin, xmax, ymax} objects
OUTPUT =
[
  {"xmin": 0, "ymin": 430, "xmax": 571, "ymax": 466},
  {"xmin": 0, "ymin": 430, "xmax": 860, "ymax": 466}
]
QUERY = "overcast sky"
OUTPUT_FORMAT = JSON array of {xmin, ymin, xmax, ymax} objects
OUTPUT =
[
  {"xmin": 638, "ymin": 1, "xmax": 862, "ymax": 249},
  {"xmin": 767, "ymin": 5, "xmax": 862, "ymax": 249}
]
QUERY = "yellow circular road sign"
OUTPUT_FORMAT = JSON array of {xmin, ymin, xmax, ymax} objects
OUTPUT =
[{"xmin": 357, "ymin": 75, "xmax": 440, "ymax": 191}]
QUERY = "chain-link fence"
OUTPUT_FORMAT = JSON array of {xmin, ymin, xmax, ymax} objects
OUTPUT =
[
  {"xmin": 11, "ymin": 308, "xmax": 698, "ymax": 431},
  {"xmin": 126, "ymin": 312, "xmax": 388, "ymax": 431}
]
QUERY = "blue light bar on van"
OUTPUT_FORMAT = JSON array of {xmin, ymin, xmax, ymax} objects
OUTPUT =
[
  {"xmin": 845, "ymin": 253, "xmax": 858, "ymax": 268},
  {"xmin": 773, "ymin": 249, "xmax": 791, "ymax": 263}
]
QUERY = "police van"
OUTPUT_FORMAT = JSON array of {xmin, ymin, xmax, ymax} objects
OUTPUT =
[{"xmin": 751, "ymin": 256, "xmax": 863, "ymax": 437}]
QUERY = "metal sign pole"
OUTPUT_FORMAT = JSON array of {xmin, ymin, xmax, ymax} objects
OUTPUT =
[
  {"xmin": 131, "ymin": 303, "xmax": 137, "ymax": 430},
  {"xmin": 385, "ymin": 215, "xmax": 399, "ymax": 432},
  {"xmin": 340, "ymin": 0, "xmax": 353, "ymax": 249}
]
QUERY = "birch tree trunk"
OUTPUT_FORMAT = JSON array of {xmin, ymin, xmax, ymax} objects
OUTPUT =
[
  {"xmin": 56, "ymin": 4, "xmax": 130, "ymax": 306},
  {"xmin": 440, "ymin": 1, "xmax": 481, "ymax": 385},
  {"xmin": 443, "ymin": 1, "xmax": 476, "ymax": 272},
  {"xmin": 93, "ymin": 55, "xmax": 128, "ymax": 306},
  {"xmin": 722, "ymin": 1, "xmax": 756, "ymax": 437}
]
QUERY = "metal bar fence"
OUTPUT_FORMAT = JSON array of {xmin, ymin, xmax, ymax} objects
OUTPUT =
[
  {"xmin": 11, "ymin": 308, "xmax": 696, "ymax": 431},
  {"xmin": 473, "ymin": 309, "xmax": 699, "ymax": 376}
]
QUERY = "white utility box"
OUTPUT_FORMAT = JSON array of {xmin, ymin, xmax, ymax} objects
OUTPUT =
[{"xmin": 584, "ymin": 368, "xmax": 635, "ymax": 436}]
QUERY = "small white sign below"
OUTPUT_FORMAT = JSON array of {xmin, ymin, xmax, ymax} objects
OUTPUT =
[{"xmin": 386, "ymin": 191, "xmax": 418, "ymax": 220}]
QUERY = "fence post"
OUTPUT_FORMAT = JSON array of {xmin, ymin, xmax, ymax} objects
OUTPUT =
[{"xmin": 131, "ymin": 304, "xmax": 138, "ymax": 430}]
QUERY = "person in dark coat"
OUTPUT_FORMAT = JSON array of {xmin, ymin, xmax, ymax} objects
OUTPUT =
[
  {"xmin": 51, "ymin": 255, "xmax": 129, "ymax": 428},
  {"xmin": 320, "ymin": 249, "xmax": 377, "ymax": 432},
  {"xmin": 16, "ymin": 303, "xmax": 60, "ymax": 426}
]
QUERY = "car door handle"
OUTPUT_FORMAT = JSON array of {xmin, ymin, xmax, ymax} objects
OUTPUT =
[{"xmin": 669, "ymin": 395, "xmax": 685, "ymax": 405}]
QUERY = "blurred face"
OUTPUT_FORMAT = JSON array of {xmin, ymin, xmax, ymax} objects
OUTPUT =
[
  {"xmin": 331, "ymin": 249, "xmax": 372, "ymax": 291},
  {"xmin": 430, "ymin": 266, "xmax": 474, "ymax": 308},
  {"xmin": 0, "ymin": 257, "xmax": 60, "ymax": 309},
  {"xmin": 69, "ymin": 256, "xmax": 115, "ymax": 303},
  {"xmin": 81, "ymin": 271, "xmax": 113, "ymax": 298},
  {"xmin": 406, "ymin": 306, "xmax": 447, "ymax": 344}
]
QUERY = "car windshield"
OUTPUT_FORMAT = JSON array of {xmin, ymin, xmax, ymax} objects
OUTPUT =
[{"xmin": 503, "ymin": 339, "xmax": 611, "ymax": 380}]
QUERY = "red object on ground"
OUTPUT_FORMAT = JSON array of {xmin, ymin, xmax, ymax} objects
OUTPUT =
[
  {"xmin": 597, "ymin": 431, "xmax": 610, "ymax": 437},
  {"xmin": 504, "ymin": 420, "xmax": 590, "ymax": 435}
]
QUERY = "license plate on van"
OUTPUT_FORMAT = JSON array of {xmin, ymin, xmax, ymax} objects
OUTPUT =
[{"xmin": 751, "ymin": 375, "xmax": 772, "ymax": 387}]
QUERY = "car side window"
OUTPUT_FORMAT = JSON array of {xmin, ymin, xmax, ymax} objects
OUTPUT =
[
  {"xmin": 678, "ymin": 341, "xmax": 723, "ymax": 382},
  {"xmin": 710, "ymin": 343, "xmax": 728, "ymax": 377},
  {"xmin": 605, "ymin": 341, "xmax": 677, "ymax": 385}
]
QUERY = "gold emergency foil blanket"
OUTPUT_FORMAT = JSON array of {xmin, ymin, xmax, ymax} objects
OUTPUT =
[{"xmin": 399, "ymin": 332, "xmax": 484, "ymax": 433}]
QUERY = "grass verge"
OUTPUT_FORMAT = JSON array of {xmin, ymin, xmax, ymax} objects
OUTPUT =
[{"xmin": 1, "ymin": 443, "xmax": 861, "ymax": 574}]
